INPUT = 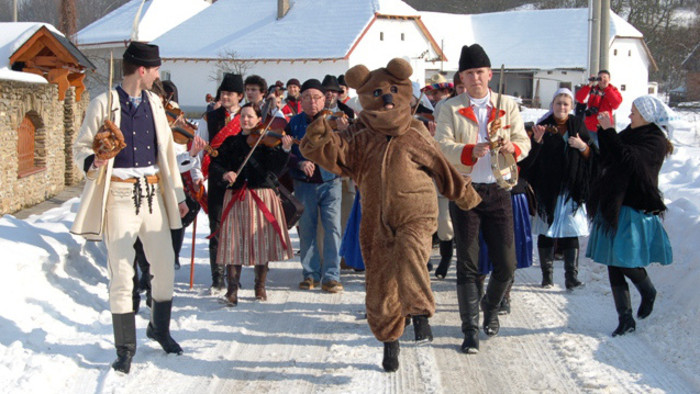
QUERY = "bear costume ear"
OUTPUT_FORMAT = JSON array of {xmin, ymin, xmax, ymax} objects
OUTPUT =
[
  {"xmin": 345, "ymin": 64, "xmax": 371, "ymax": 90},
  {"xmin": 385, "ymin": 58, "xmax": 412, "ymax": 80}
]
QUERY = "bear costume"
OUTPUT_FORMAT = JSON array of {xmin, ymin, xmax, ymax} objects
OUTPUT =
[{"xmin": 300, "ymin": 58, "xmax": 480, "ymax": 372}]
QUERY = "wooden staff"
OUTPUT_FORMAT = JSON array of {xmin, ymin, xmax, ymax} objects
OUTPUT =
[{"xmin": 189, "ymin": 213, "xmax": 197, "ymax": 289}]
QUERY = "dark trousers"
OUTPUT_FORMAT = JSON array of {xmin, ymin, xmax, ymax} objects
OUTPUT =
[
  {"xmin": 207, "ymin": 199, "xmax": 222, "ymax": 269},
  {"xmin": 449, "ymin": 183, "xmax": 516, "ymax": 285},
  {"xmin": 608, "ymin": 266, "xmax": 647, "ymax": 287}
]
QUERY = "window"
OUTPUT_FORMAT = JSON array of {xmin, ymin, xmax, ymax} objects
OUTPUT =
[
  {"xmin": 648, "ymin": 87, "xmax": 655, "ymax": 94},
  {"xmin": 401, "ymin": 33, "xmax": 405, "ymax": 41},
  {"xmin": 380, "ymin": 32, "xmax": 384, "ymax": 41},
  {"xmin": 614, "ymin": 49, "xmax": 618, "ymax": 56},
  {"xmin": 628, "ymin": 50, "xmax": 632, "ymax": 56},
  {"xmin": 559, "ymin": 82, "xmax": 572, "ymax": 90},
  {"xmin": 160, "ymin": 70, "xmax": 171, "ymax": 81},
  {"xmin": 621, "ymin": 84, "xmax": 626, "ymax": 91},
  {"xmin": 17, "ymin": 114, "xmax": 45, "ymax": 177}
]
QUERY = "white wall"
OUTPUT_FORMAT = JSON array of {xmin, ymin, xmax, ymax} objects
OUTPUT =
[
  {"xmin": 348, "ymin": 18, "xmax": 441, "ymax": 87},
  {"xmin": 533, "ymin": 69, "xmax": 585, "ymax": 108},
  {"xmin": 608, "ymin": 37, "xmax": 651, "ymax": 119}
]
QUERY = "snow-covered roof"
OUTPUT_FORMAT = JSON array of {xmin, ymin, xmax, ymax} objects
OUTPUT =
[
  {"xmin": 420, "ymin": 8, "xmax": 644, "ymax": 71},
  {"xmin": 152, "ymin": 0, "xmax": 420, "ymax": 60},
  {"xmin": 76, "ymin": 0, "xmax": 210, "ymax": 46},
  {"xmin": 0, "ymin": 22, "xmax": 56, "ymax": 83}
]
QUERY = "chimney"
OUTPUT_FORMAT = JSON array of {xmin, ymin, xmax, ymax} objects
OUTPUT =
[{"xmin": 277, "ymin": 0, "xmax": 290, "ymax": 19}]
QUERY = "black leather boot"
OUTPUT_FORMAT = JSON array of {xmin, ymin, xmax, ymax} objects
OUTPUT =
[
  {"xmin": 210, "ymin": 240, "xmax": 225, "ymax": 291},
  {"xmin": 633, "ymin": 275, "xmax": 657, "ymax": 319},
  {"xmin": 254, "ymin": 264, "xmax": 268, "ymax": 301},
  {"xmin": 539, "ymin": 247, "xmax": 554, "ymax": 288},
  {"xmin": 498, "ymin": 279, "xmax": 513, "ymax": 315},
  {"xmin": 481, "ymin": 277, "xmax": 510, "ymax": 337},
  {"xmin": 457, "ymin": 283, "xmax": 480, "ymax": 354},
  {"xmin": 564, "ymin": 248, "xmax": 584, "ymax": 290},
  {"xmin": 382, "ymin": 340, "xmax": 400, "ymax": 372},
  {"xmin": 434, "ymin": 239, "xmax": 453, "ymax": 280},
  {"xmin": 611, "ymin": 285, "xmax": 636, "ymax": 337},
  {"xmin": 112, "ymin": 312, "xmax": 136, "ymax": 374},
  {"xmin": 225, "ymin": 265, "xmax": 242, "ymax": 306},
  {"xmin": 146, "ymin": 300, "xmax": 183, "ymax": 354},
  {"xmin": 412, "ymin": 315, "xmax": 433, "ymax": 342}
]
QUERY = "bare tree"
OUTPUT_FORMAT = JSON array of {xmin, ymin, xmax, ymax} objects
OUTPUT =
[
  {"xmin": 59, "ymin": 0, "xmax": 77, "ymax": 42},
  {"xmin": 209, "ymin": 50, "xmax": 251, "ymax": 83}
]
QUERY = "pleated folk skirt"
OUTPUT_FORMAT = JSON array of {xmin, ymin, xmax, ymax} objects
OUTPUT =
[
  {"xmin": 217, "ymin": 187, "xmax": 294, "ymax": 266},
  {"xmin": 586, "ymin": 205, "xmax": 673, "ymax": 268},
  {"xmin": 532, "ymin": 193, "xmax": 590, "ymax": 238}
]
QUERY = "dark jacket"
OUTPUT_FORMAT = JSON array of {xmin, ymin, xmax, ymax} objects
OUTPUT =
[
  {"xmin": 587, "ymin": 123, "xmax": 668, "ymax": 231},
  {"xmin": 521, "ymin": 114, "xmax": 598, "ymax": 225},
  {"xmin": 209, "ymin": 133, "xmax": 290, "ymax": 191}
]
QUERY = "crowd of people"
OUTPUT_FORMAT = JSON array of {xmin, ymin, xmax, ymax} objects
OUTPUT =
[{"xmin": 70, "ymin": 41, "xmax": 677, "ymax": 374}]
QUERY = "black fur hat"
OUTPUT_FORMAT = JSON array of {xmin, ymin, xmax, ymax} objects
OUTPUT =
[
  {"xmin": 123, "ymin": 42, "xmax": 161, "ymax": 67},
  {"xmin": 321, "ymin": 74, "xmax": 342, "ymax": 93},
  {"xmin": 301, "ymin": 79, "xmax": 325, "ymax": 94},
  {"xmin": 219, "ymin": 73, "xmax": 244, "ymax": 93},
  {"xmin": 458, "ymin": 44, "xmax": 491, "ymax": 72}
]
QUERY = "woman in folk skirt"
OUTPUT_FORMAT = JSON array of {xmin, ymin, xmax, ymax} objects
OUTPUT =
[
  {"xmin": 209, "ymin": 103, "xmax": 294, "ymax": 306},
  {"xmin": 525, "ymin": 88, "xmax": 598, "ymax": 290},
  {"xmin": 587, "ymin": 96, "xmax": 675, "ymax": 336}
]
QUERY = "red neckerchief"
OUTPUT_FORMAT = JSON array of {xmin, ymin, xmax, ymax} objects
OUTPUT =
[{"xmin": 202, "ymin": 114, "xmax": 241, "ymax": 179}]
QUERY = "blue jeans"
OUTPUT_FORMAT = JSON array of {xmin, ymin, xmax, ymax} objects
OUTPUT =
[{"xmin": 294, "ymin": 178, "xmax": 342, "ymax": 283}]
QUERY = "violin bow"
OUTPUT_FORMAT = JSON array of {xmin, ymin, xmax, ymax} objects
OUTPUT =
[{"xmin": 412, "ymin": 91, "xmax": 425, "ymax": 116}]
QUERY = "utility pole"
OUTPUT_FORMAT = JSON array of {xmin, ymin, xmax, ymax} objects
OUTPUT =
[
  {"xmin": 600, "ymin": 0, "xmax": 611, "ymax": 71},
  {"xmin": 588, "ymin": 0, "xmax": 601, "ymax": 77},
  {"xmin": 13, "ymin": 0, "xmax": 18, "ymax": 22}
]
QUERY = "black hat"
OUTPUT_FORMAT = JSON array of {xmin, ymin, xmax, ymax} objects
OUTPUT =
[
  {"xmin": 321, "ymin": 74, "xmax": 342, "ymax": 93},
  {"xmin": 123, "ymin": 42, "xmax": 161, "ymax": 67},
  {"xmin": 219, "ymin": 73, "xmax": 244, "ymax": 93},
  {"xmin": 337, "ymin": 74, "xmax": 348, "ymax": 87},
  {"xmin": 301, "ymin": 78, "xmax": 325, "ymax": 94},
  {"xmin": 458, "ymin": 44, "xmax": 491, "ymax": 72},
  {"xmin": 286, "ymin": 78, "xmax": 301, "ymax": 88}
]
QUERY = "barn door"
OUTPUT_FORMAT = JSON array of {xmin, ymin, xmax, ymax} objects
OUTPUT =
[{"xmin": 17, "ymin": 115, "xmax": 35, "ymax": 176}]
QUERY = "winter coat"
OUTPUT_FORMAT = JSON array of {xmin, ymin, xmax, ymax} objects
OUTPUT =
[
  {"xmin": 434, "ymin": 92, "xmax": 531, "ymax": 175},
  {"xmin": 71, "ymin": 90, "xmax": 186, "ymax": 241},
  {"xmin": 575, "ymin": 84, "xmax": 623, "ymax": 132},
  {"xmin": 521, "ymin": 114, "xmax": 598, "ymax": 225},
  {"xmin": 587, "ymin": 123, "xmax": 668, "ymax": 231}
]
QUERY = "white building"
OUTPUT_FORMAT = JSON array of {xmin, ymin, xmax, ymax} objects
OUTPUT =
[
  {"xmin": 420, "ymin": 8, "xmax": 656, "ymax": 114},
  {"xmin": 75, "ymin": 0, "xmax": 210, "ymax": 92},
  {"xmin": 151, "ymin": 0, "xmax": 445, "ymax": 111}
]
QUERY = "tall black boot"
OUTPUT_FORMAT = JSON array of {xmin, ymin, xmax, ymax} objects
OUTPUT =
[
  {"xmin": 498, "ymin": 279, "xmax": 514, "ymax": 315},
  {"xmin": 171, "ymin": 228, "xmax": 185, "ymax": 270},
  {"xmin": 146, "ymin": 300, "xmax": 183, "ymax": 354},
  {"xmin": 132, "ymin": 266, "xmax": 141, "ymax": 314},
  {"xmin": 412, "ymin": 315, "xmax": 433, "ymax": 342},
  {"xmin": 225, "ymin": 265, "xmax": 242, "ymax": 306},
  {"xmin": 611, "ymin": 285, "xmax": 636, "ymax": 337},
  {"xmin": 539, "ymin": 247, "xmax": 554, "ymax": 288},
  {"xmin": 633, "ymin": 275, "xmax": 657, "ymax": 319},
  {"xmin": 434, "ymin": 240, "xmax": 453, "ymax": 280},
  {"xmin": 382, "ymin": 340, "xmax": 400, "ymax": 372},
  {"xmin": 480, "ymin": 277, "xmax": 511, "ymax": 337},
  {"xmin": 112, "ymin": 312, "xmax": 136, "ymax": 374},
  {"xmin": 564, "ymin": 248, "xmax": 584, "ymax": 290},
  {"xmin": 457, "ymin": 283, "xmax": 480, "ymax": 353},
  {"xmin": 209, "ymin": 238, "xmax": 225, "ymax": 291},
  {"xmin": 254, "ymin": 264, "xmax": 268, "ymax": 301}
]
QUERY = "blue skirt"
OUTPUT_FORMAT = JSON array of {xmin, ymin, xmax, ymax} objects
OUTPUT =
[
  {"xmin": 532, "ymin": 193, "xmax": 589, "ymax": 238},
  {"xmin": 479, "ymin": 193, "xmax": 533, "ymax": 274},
  {"xmin": 586, "ymin": 205, "xmax": 673, "ymax": 268},
  {"xmin": 339, "ymin": 192, "xmax": 365, "ymax": 270}
]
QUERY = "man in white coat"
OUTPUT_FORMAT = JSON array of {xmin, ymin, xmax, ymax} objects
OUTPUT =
[{"xmin": 71, "ymin": 42, "xmax": 188, "ymax": 374}]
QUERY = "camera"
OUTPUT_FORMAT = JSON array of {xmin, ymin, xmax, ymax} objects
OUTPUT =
[
  {"xmin": 584, "ymin": 107, "xmax": 599, "ymax": 117},
  {"xmin": 588, "ymin": 76, "xmax": 602, "ymax": 82}
]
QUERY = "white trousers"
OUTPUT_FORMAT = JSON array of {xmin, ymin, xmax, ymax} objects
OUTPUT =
[{"xmin": 104, "ymin": 180, "xmax": 175, "ymax": 313}]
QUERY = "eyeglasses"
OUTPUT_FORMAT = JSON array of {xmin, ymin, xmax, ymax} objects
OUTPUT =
[{"xmin": 302, "ymin": 95, "xmax": 325, "ymax": 101}]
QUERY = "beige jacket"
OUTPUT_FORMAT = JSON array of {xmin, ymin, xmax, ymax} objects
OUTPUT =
[
  {"xmin": 435, "ymin": 92, "xmax": 530, "ymax": 174},
  {"xmin": 71, "ymin": 90, "xmax": 185, "ymax": 241}
]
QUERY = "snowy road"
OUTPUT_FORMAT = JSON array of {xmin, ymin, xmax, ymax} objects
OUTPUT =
[{"xmin": 85, "ymin": 230, "xmax": 696, "ymax": 394}]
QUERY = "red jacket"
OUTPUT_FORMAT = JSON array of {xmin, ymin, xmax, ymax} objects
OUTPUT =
[
  {"xmin": 281, "ymin": 99, "xmax": 302, "ymax": 121},
  {"xmin": 575, "ymin": 84, "xmax": 623, "ymax": 132}
]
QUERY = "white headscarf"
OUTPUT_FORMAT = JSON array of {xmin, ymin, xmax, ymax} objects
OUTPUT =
[
  {"xmin": 632, "ymin": 95, "xmax": 680, "ymax": 131},
  {"xmin": 537, "ymin": 87, "xmax": 575, "ymax": 123}
]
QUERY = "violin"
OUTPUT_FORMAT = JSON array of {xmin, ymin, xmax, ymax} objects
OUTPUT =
[
  {"xmin": 245, "ymin": 117, "xmax": 298, "ymax": 148},
  {"xmin": 165, "ymin": 101, "xmax": 218, "ymax": 157},
  {"xmin": 319, "ymin": 109, "xmax": 351, "ymax": 130}
]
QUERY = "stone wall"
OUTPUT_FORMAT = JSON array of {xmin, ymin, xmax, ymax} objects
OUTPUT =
[{"xmin": 0, "ymin": 80, "xmax": 89, "ymax": 215}]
